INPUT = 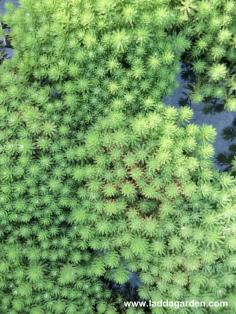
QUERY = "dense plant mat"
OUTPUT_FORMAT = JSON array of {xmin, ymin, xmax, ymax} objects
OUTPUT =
[{"xmin": 0, "ymin": 0, "xmax": 236, "ymax": 313}]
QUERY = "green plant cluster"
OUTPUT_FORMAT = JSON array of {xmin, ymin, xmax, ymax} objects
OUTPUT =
[
  {"xmin": 180, "ymin": 0, "xmax": 236, "ymax": 110},
  {"xmin": 74, "ymin": 107, "xmax": 236, "ymax": 311},
  {"xmin": 0, "ymin": 0, "xmax": 236, "ymax": 313}
]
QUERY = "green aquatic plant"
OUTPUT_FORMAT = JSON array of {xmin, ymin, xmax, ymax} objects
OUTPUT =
[
  {"xmin": 2, "ymin": 0, "xmax": 190, "ymax": 121},
  {"xmin": 181, "ymin": 0, "xmax": 236, "ymax": 110},
  {"xmin": 71, "ymin": 106, "xmax": 236, "ymax": 313},
  {"xmin": 0, "ymin": 0, "xmax": 236, "ymax": 313}
]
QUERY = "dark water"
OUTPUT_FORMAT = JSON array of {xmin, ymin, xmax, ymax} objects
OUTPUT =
[
  {"xmin": 0, "ymin": 0, "xmax": 18, "ymax": 58},
  {"xmin": 165, "ymin": 65, "xmax": 236, "ymax": 171},
  {"xmin": 0, "ymin": 0, "xmax": 18, "ymax": 13}
]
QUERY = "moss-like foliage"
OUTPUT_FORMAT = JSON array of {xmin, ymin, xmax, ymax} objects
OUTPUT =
[
  {"xmin": 2, "ymin": 0, "xmax": 189, "ymax": 121},
  {"xmin": 73, "ymin": 106, "xmax": 236, "ymax": 312},
  {"xmin": 180, "ymin": 0, "xmax": 236, "ymax": 110},
  {"xmin": 0, "ymin": 0, "xmax": 236, "ymax": 313}
]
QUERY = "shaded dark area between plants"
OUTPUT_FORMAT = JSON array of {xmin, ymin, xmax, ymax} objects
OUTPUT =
[{"xmin": 165, "ymin": 62, "xmax": 236, "ymax": 172}]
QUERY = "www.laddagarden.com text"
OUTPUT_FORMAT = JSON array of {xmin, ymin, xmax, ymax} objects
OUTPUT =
[{"xmin": 124, "ymin": 299, "xmax": 228, "ymax": 309}]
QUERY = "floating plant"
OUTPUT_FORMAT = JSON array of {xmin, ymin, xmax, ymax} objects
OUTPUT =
[{"xmin": 0, "ymin": 1, "xmax": 235, "ymax": 313}]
